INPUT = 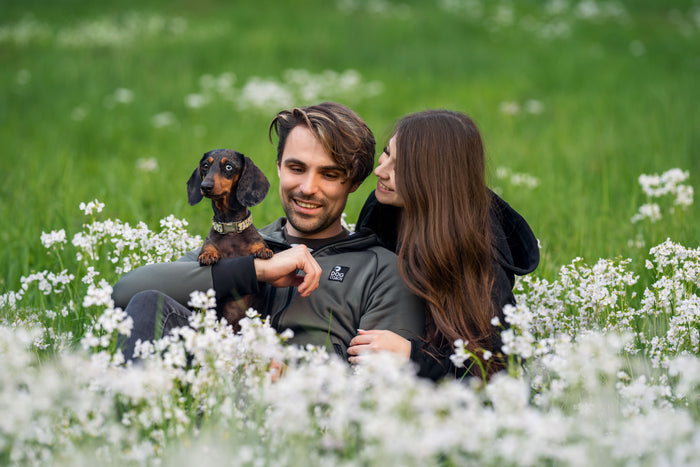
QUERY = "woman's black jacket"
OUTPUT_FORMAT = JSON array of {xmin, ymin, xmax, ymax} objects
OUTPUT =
[{"xmin": 355, "ymin": 190, "xmax": 540, "ymax": 381}]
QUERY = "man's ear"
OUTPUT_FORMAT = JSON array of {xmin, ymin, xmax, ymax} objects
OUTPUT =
[
  {"xmin": 348, "ymin": 181, "xmax": 361, "ymax": 194},
  {"xmin": 276, "ymin": 161, "xmax": 281, "ymax": 177}
]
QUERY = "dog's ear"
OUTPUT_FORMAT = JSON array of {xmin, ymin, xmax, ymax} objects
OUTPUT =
[
  {"xmin": 187, "ymin": 166, "xmax": 204, "ymax": 206},
  {"xmin": 237, "ymin": 155, "xmax": 270, "ymax": 207}
]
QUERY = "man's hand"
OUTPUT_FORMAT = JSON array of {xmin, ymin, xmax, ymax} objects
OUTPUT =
[
  {"xmin": 347, "ymin": 329, "xmax": 411, "ymax": 364},
  {"xmin": 254, "ymin": 244, "xmax": 321, "ymax": 297}
]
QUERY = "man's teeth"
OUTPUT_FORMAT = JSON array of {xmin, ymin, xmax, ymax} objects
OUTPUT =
[{"xmin": 296, "ymin": 200, "xmax": 320, "ymax": 209}]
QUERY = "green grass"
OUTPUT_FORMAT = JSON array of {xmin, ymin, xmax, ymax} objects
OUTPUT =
[{"xmin": 1, "ymin": 0, "xmax": 699, "ymax": 293}]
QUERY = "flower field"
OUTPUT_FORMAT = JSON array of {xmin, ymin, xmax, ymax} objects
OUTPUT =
[
  {"xmin": 2, "ymin": 181, "xmax": 699, "ymax": 465},
  {"xmin": 2, "ymin": 0, "xmax": 699, "ymax": 465}
]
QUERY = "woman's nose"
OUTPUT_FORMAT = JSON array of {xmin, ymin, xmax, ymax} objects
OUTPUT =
[{"xmin": 374, "ymin": 154, "xmax": 388, "ymax": 177}]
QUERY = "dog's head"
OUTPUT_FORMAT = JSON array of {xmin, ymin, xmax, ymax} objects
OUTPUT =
[{"xmin": 187, "ymin": 149, "xmax": 270, "ymax": 208}]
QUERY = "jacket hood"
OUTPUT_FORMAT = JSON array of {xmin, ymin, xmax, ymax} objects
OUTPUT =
[
  {"xmin": 357, "ymin": 190, "xmax": 539, "ymax": 276},
  {"xmin": 489, "ymin": 191, "xmax": 539, "ymax": 275},
  {"xmin": 259, "ymin": 217, "xmax": 385, "ymax": 253}
]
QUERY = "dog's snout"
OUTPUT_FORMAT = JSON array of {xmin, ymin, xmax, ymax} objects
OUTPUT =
[{"xmin": 200, "ymin": 181, "xmax": 214, "ymax": 194}]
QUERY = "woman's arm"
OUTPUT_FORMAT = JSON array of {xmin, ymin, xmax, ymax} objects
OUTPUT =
[{"xmin": 348, "ymin": 331, "xmax": 474, "ymax": 381}]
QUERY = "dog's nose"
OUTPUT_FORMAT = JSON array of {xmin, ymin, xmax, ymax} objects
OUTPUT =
[{"xmin": 200, "ymin": 182, "xmax": 214, "ymax": 195}]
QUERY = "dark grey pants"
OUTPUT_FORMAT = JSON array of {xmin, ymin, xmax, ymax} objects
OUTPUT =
[{"xmin": 117, "ymin": 290, "xmax": 194, "ymax": 360}]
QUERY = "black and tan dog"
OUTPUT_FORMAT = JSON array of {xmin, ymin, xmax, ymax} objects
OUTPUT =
[{"xmin": 187, "ymin": 148, "xmax": 273, "ymax": 328}]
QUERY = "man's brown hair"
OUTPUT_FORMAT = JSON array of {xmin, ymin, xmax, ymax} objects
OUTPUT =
[{"xmin": 269, "ymin": 102, "xmax": 375, "ymax": 186}]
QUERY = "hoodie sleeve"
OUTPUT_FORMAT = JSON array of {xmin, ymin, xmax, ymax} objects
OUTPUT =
[
  {"xmin": 112, "ymin": 251, "xmax": 259, "ymax": 310},
  {"xmin": 357, "ymin": 248, "xmax": 425, "ymax": 342},
  {"xmin": 409, "ymin": 339, "xmax": 473, "ymax": 381}
]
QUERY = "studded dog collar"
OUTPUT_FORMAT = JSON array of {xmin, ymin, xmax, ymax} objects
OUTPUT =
[{"xmin": 212, "ymin": 212, "xmax": 253, "ymax": 234}]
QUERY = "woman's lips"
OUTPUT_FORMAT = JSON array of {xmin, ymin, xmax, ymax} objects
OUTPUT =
[{"xmin": 377, "ymin": 180, "xmax": 394, "ymax": 193}]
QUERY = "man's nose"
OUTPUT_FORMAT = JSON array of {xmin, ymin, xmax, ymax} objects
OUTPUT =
[{"xmin": 299, "ymin": 173, "xmax": 320, "ymax": 195}]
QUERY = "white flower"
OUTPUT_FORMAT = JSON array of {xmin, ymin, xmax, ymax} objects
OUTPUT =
[
  {"xmin": 631, "ymin": 202, "xmax": 661, "ymax": 223},
  {"xmin": 449, "ymin": 339, "xmax": 472, "ymax": 368},
  {"xmin": 187, "ymin": 289, "xmax": 217, "ymax": 311},
  {"xmin": 499, "ymin": 101, "xmax": 520, "ymax": 115},
  {"xmin": 674, "ymin": 184, "xmax": 693, "ymax": 207},
  {"xmin": 79, "ymin": 199, "xmax": 105, "ymax": 215},
  {"xmin": 184, "ymin": 93, "xmax": 208, "ymax": 109},
  {"xmin": 151, "ymin": 111, "xmax": 176, "ymax": 128},
  {"xmin": 71, "ymin": 105, "xmax": 89, "ymax": 121},
  {"xmin": 41, "ymin": 229, "xmax": 67, "ymax": 248},
  {"xmin": 83, "ymin": 280, "xmax": 114, "ymax": 309},
  {"xmin": 136, "ymin": 157, "xmax": 158, "ymax": 172},
  {"xmin": 524, "ymin": 99, "xmax": 544, "ymax": 114},
  {"xmin": 114, "ymin": 87, "xmax": 134, "ymax": 104}
]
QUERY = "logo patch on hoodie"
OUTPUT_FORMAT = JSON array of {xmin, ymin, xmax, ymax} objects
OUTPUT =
[{"xmin": 328, "ymin": 266, "xmax": 349, "ymax": 282}]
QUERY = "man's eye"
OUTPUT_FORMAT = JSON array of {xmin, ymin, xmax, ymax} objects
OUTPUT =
[{"xmin": 324, "ymin": 172, "xmax": 340, "ymax": 180}]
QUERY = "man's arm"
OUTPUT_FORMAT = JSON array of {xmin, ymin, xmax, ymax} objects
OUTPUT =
[
  {"xmin": 253, "ymin": 245, "xmax": 321, "ymax": 297},
  {"xmin": 112, "ymin": 245, "xmax": 322, "ymax": 309},
  {"xmin": 111, "ymin": 253, "xmax": 255, "ymax": 309},
  {"xmin": 356, "ymin": 249, "xmax": 425, "ymax": 341}
]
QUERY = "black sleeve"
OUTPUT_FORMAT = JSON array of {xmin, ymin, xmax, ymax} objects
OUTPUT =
[
  {"xmin": 409, "ymin": 339, "xmax": 471, "ymax": 382},
  {"xmin": 211, "ymin": 256, "xmax": 260, "ymax": 299}
]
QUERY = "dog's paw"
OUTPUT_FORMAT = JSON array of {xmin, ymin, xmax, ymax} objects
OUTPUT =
[
  {"xmin": 253, "ymin": 247, "xmax": 274, "ymax": 260},
  {"xmin": 198, "ymin": 251, "xmax": 220, "ymax": 266},
  {"xmin": 198, "ymin": 243, "xmax": 221, "ymax": 266}
]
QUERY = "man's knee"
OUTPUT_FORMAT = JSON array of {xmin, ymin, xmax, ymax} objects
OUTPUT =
[{"xmin": 127, "ymin": 290, "xmax": 167, "ymax": 310}]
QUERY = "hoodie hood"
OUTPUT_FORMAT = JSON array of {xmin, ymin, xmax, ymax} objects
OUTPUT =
[
  {"xmin": 489, "ymin": 191, "xmax": 539, "ymax": 276},
  {"xmin": 357, "ymin": 190, "xmax": 539, "ymax": 276}
]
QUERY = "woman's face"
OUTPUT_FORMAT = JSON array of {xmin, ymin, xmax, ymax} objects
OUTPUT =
[{"xmin": 373, "ymin": 135, "xmax": 404, "ymax": 207}]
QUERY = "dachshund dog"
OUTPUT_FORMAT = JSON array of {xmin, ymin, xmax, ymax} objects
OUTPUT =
[{"xmin": 187, "ymin": 149, "xmax": 273, "ymax": 328}]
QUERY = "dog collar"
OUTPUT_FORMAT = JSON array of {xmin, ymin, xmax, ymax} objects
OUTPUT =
[{"xmin": 212, "ymin": 212, "xmax": 253, "ymax": 234}]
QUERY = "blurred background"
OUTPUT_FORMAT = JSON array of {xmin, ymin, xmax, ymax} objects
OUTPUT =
[{"xmin": 2, "ymin": 0, "xmax": 699, "ymax": 289}]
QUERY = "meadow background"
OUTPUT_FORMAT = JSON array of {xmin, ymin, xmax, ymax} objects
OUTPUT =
[{"xmin": 1, "ymin": 0, "xmax": 700, "ymax": 465}]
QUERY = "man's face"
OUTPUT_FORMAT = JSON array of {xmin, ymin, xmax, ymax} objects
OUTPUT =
[{"xmin": 277, "ymin": 125, "xmax": 359, "ymax": 239}]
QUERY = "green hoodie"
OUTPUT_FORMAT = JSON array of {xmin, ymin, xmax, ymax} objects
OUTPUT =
[{"xmin": 112, "ymin": 217, "xmax": 425, "ymax": 360}]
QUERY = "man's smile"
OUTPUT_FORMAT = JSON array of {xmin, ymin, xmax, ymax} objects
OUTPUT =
[{"xmin": 293, "ymin": 198, "xmax": 323, "ymax": 212}]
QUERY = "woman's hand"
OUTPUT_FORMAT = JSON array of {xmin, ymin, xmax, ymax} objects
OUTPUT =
[
  {"xmin": 347, "ymin": 329, "xmax": 411, "ymax": 364},
  {"xmin": 269, "ymin": 359, "xmax": 287, "ymax": 383}
]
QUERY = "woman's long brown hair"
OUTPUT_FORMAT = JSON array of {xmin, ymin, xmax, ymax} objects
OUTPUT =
[{"xmin": 394, "ymin": 110, "xmax": 498, "ymax": 377}]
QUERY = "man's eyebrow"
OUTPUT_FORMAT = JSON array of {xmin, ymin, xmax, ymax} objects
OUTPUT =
[
  {"xmin": 283, "ymin": 158, "xmax": 344, "ymax": 172},
  {"xmin": 282, "ymin": 158, "xmax": 307, "ymax": 166}
]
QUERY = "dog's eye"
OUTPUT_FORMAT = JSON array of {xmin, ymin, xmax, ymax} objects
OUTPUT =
[
  {"xmin": 225, "ymin": 164, "xmax": 233, "ymax": 172},
  {"xmin": 201, "ymin": 162, "xmax": 209, "ymax": 170}
]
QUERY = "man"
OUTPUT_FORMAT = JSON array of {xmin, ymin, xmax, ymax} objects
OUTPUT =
[{"xmin": 112, "ymin": 102, "xmax": 424, "ymax": 361}]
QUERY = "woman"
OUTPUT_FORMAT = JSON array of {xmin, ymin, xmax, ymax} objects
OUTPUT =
[{"xmin": 347, "ymin": 110, "xmax": 539, "ymax": 380}]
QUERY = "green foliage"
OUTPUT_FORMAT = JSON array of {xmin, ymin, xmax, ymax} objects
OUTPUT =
[{"xmin": 1, "ymin": 0, "xmax": 698, "ymax": 286}]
